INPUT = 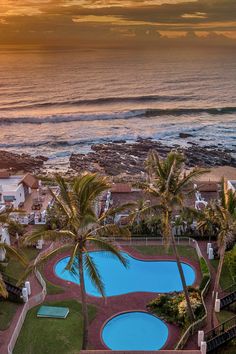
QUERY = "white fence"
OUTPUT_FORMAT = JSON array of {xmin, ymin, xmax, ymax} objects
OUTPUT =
[
  {"xmin": 6, "ymin": 243, "xmax": 55, "ymax": 354},
  {"xmin": 112, "ymin": 236, "xmax": 196, "ymax": 247},
  {"xmin": 7, "ymin": 270, "xmax": 46, "ymax": 354}
]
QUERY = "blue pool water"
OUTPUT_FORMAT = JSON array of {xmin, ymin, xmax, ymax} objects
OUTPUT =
[
  {"xmin": 54, "ymin": 251, "xmax": 195, "ymax": 297},
  {"xmin": 102, "ymin": 311, "xmax": 168, "ymax": 350}
]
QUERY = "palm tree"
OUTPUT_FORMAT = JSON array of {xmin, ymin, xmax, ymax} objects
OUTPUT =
[
  {"xmin": 144, "ymin": 150, "xmax": 207, "ymax": 322},
  {"xmin": 199, "ymin": 179, "xmax": 236, "ymax": 328},
  {"xmin": 23, "ymin": 173, "xmax": 132, "ymax": 350},
  {"xmin": 0, "ymin": 209, "xmax": 28, "ymax": 297},
  {"xmin": 0, "ymin": 243, "xmax": 27, "ymax": 297}
]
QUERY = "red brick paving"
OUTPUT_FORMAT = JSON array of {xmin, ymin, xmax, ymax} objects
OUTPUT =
[
  {"xmin": 43, "ymin": 245, "xmax": 202, "ymax": 350},
  {"xmin": 184, "ymin": 241, "xmax": 219, "ymax": 350},
  {"xmin": 0, "ymin": 241, "xmax": 215, "ymax": 353},
  {"xmin": 0, "ymin": 272, "xmax": 43, "ymax": 354}
]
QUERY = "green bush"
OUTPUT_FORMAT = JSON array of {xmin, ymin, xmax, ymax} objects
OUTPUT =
[
  {"xmin": 225, "ymin": 246, "xmax": 236, "ymax": 283},
  {"xmin": 147, "ymin": 289, "xmax": 204, "ymax": 326},
  {"xmin": 199, "ymin": 274, "xmax": 210, "ymax": 291},
  {"xmin": 199, "ymin": 257, "xmax": 210, "ymax": 291},
  {"xmin": 199, "ymin": 257, "xmax": 209, "ymax": 275}
]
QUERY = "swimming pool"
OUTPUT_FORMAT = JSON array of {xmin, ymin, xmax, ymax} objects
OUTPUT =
[
  {"xmin": 102, "ymin": 311, "xmax": 169, "ymax": 350},
  {"xmin": 54, "ymin": 251, "xmax": 195, "ymax": 297}
]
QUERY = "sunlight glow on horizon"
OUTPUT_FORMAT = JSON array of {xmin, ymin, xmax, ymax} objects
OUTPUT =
[{"xmin": 0, "ymin": 0, "xmax": 235, "ymax": 47}]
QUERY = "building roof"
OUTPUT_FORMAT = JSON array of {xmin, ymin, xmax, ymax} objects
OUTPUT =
[
  {"xmin": 0, "ymin": 170, "xmax": 10, "ymax": 179},
  {"xmin": 111, "ymin": 183, "xmax": 132, "ymax": 193},
  {"xmin": 20, "ymin": 173, "xmax": 39, "ymax": 189}
]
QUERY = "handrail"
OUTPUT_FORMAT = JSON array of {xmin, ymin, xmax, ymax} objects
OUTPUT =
[
  {"xmin": 205, "ymin": 315, "xmax": 236, "ymax": 342},
  {"xmin": 175, "ymin": 240, "xmax": 211, "ymax": 350},
  {"xmin": 218, "ymin": 283, "xmax": 236, "ymax": 297},
  {"xmin": 1, "ymin": 271, "xmax": 21, "ymax": 286}
]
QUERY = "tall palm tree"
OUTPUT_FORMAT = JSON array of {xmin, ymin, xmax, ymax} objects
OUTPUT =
[
  {"xmin": 0, "ymin": 243, "xmax": 28, "ymax": 297},
  {"xmin": 199, "ymin": 179, "xmax": 236, "ymax": 328},
  {"xmin": 0, "ymin": 210, "xmax": 28, "ymax": 297},
  {"xmin": 23, "ymin": 173, "xmax": 132, "ymax": 350},
  {"xmin": 144, "ymin": 150, "xmax": 207, "ymax": 322}
]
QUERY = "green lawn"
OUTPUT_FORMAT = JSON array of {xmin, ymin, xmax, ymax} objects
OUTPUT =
[
  {"xmin": 216, "ymin": 310, "xmax": 235, "ymax": 323},
  {"xmin": 134, "ymin": 245, "xmax": 198, "ymax": 262},
  {"xmin": 39, "ymin": 264, "xmax": 65, "ymax": 295},
  {"xmin": 210, "ymin": 259, "xmax": 234, "ymax": 290},
  {"xmin": 13, "ymin": 300, "xmax": 97, "ymax": 354},
  {"xmin": 215, "ymin": 310, "xmax": 236, "ymax": 354},
  {"xmin": 0, "ymin": 300, "xmax": 20, "ymax": 330}
]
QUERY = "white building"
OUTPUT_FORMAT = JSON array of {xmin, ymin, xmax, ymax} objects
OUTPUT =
[
  {"xmin": 227, "ymin": 180, "xmax": 236, "ymax": 193},
  {"xmin": 0, "ymin": 171, "xmax": 39, "ymax": 209},
  {"xmin": 0, "ymin": 225, "xmax": 10, "ymax": 261}
]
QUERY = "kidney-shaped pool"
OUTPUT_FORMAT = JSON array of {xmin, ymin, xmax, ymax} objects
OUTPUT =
[{"xmin": 54, "ymin": 251, "xmax": 195, "ymax": 297}]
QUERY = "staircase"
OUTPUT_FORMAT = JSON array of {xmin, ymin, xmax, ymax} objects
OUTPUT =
[
  {"xmin": 219, "ymin": 284, "xmax": 236, "ymax": 310},
  {"xmin": 1, "ymin": 272, "xmax": 23, "ymax": 302},
  {"xmin": 205, "ymin": 315, "xmax": 236, "ymax": 352}
]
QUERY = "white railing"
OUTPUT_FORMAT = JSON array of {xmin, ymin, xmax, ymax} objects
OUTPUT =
[
  {"xmin": 175, "ymin": 274, "xmax": 211, "ymax": 349},
  {"xmin": 7, "ymin": 243, "xmax": 54, "ymax": 354},
  {"xmin": 112, "ymin": 236, "xmax": 194, "ymax": 247},
  {"xmin": 7, "ymin": 270, "xmax": 46, "ymax": 354}
]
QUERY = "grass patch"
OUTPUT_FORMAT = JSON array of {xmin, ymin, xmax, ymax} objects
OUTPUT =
[
  {"xmin": 13, "ymin": 300, "xmax": 97, "ymax": 354},
  {"xmin": 134, "ymin": 245, "xmax": 198, "ymax": 262},
  {"xmin": 216, "ymin": 310, "xmax": 235, "ymax": 323},
  {"xmin": 210, "ymin": 259, "xmax": 234, "ymax": 290},
  {"xmin": 0, "ymin": 300, "xmax": 20, "ymax": 330},
  {"xmin": 215, "ymin": 310, "xmax": 236, "ymax": 354},
  {"xmin": 39, "ymin": 264, "xmax": 65, "ymax": 295}
]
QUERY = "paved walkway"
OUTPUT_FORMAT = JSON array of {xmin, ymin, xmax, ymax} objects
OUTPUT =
[
  {"xmin": 0, "ymin": 240, "xmax": 217, "ymax": 353},
  {"xmin": 0, "ymin": 272, "xmax": 42, "ymax": 354},
  {"xmin": 43, "ymin": 244, "xmax": 201, "ymax": 350}
]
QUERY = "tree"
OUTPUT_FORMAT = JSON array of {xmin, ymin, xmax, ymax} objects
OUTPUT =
[
  {"xmin": 199, "ymin": 179, "xmax": 236, "ymax": 328},
  {"xmin": 144, "ymin": 150, "xmax": 207, "ymax": 322},
  {"xmin": 23, "ymin": 173, "xmax": 132, "ymax": 350},
  {"xmin": 0, "ymin": 210, "xmax": 28, "ymax": 297},
  {"xmin": 0, "ymin": 244, "xmax": 28, "ymax": 297}
]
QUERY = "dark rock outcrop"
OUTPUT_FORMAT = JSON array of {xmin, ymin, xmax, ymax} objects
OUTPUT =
[
  {"xmin": 0, "ymin": 150, "xmax": 48, "ymax": 173},
  {"xmin": 69, "ymin": 139, "xmax": 236, "ymax": 181}
]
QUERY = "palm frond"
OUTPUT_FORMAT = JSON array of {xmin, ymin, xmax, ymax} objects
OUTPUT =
[
  {"xmin": 0, "ymin": 275, "xmax": 8, "ymax": 298},
  {"xmin": 87, "ymin": 236, "xmax": 128, "ymax": 268},
  {"xmin": 84, "ymin": 253, "xmax": 105, "ymax": 297},
  {"xmin": 0, "ymin": 243, "xmax": 28, "ymax": 267},
  {"xmin": 23, "ymin": 229, "xmax": 76, "ymax": 245}
]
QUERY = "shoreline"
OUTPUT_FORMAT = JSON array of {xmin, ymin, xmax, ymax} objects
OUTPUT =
[{"xmin": 1, "ymin": 138, "xmax": 236, "ymax": 182}]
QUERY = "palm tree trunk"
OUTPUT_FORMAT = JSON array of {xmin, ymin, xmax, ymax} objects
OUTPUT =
[
  {"xmin": 78, "ymin": 250, "xmax": 89, "ymax": 350},
  {"xmin": 211, "ymin": 244, "xmax": 226, "ymax": 328},
  {"xmin": 171, "ymin": 232, "xmax": 195, "ymax": 322}
]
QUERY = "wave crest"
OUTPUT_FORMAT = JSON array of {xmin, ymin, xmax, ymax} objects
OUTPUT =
[{"xmin": 0, "ymin": 106, "xmax": 235, "ymax": 125}]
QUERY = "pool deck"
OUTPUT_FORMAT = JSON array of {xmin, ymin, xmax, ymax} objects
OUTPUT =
[{"xmin": 43, "ymin": 245, "xmax": 202, "ymax": 350}]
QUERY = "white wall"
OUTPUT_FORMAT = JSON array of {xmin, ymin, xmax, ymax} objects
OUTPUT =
[
  {"xmin": 1, "ymin": 183, "xmax": 25, "ymax": 208},
  {"xmin": 227, "ymin": 180, "xmax": 236, "ymax": 192}
]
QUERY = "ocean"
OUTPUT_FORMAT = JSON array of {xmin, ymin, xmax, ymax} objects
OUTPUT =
[{"xmin": 0, "ymin": 48, "xmax": 236, "ymax": 169}]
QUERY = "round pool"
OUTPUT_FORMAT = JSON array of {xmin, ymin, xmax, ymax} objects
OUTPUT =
[{"xmin": 102, "ymin": 311, "xmax": 169, "ymax": 350}]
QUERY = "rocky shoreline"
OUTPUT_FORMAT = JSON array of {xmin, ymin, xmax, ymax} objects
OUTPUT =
[
  {"xmin": 69, "ymin": 138, "xmax": 236, "ymax": 182},
  {"xmin": 1, "ymin": 139, "xmax": 235, "ymax": 181},
  {"xmin": 0, "ymin": 150, "xmax": 48, "ymax": 173}
]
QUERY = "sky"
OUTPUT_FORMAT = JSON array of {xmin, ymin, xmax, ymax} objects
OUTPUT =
[{"xmin": 0, "ymin": 0, "xmax": 236, "ymax": 48}]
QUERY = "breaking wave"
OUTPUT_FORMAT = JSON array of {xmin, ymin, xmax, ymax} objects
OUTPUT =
[{"xmin": 0, "ymin": 106, "xmax": 235, "ymax": 125}]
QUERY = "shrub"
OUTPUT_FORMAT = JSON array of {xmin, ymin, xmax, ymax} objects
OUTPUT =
[
  {"xmin": 225, "ymin": 246, "xmax": 236, "ymax": 283},
  {"xmin": 199, "ymin": 257, "xmax": 209, "ymax": 275},
  {"xmin": 199, "ymin": 257, "xmax": 210, "ymax": 291},
  {"xmin": 199, "ymin": 274, "xmax": 210, "ymax": 291},
  {"xmin": 147, "ymin": 289, "xmax": 204, "ymax": 326}
]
